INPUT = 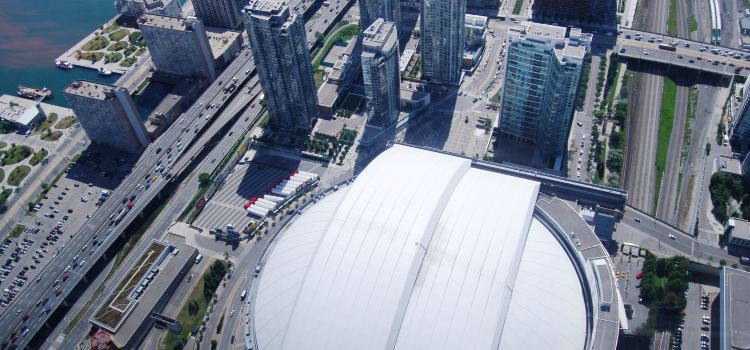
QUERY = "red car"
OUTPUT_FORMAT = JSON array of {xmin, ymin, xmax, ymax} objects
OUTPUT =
[
  {"xmin": 636, "ymin": 271, "xmax": 644, "ymax": 279},
  {"xmin": 55, "ymin": 287, "xmax": 62, "ymax": 296},
  {"xmin": 63, "ymin": 274, "xmax": 69, "ymax": 282}
]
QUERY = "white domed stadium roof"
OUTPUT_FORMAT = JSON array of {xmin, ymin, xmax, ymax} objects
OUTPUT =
[{"xmin": 251, "ymin": 145, "xmax": 607, "ymax": 350}]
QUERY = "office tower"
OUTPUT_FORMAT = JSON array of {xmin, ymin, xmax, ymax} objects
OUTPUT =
[
  {"xmin": 420, "ymin": 0, "xmax": 466, "ymax": 84},
  {"xmin": 138, "ymin": 15, "xmax": 217, "ymax": 80},
  {"xmin": 244, "ymin": 0, "xmax": 319, "ymax": 134},
  {"xmin": 731, "ymin": 79, "xmax": 750, "ymax": 154},
  {"xmin": 532, "ymin": 0, "xmax": 616, "ymax": 29},
  {"xmin": 361, "ymin": 19, "xmax": 401, "ymax": 128},
  {"xmin": 115, "ymin": 0, "xmax": 181, "ymax": 18},
  {"xmin": 499, "ymin": 23, "xmax": 590, "ymax": 157},
  {"xmin": 193, "ymin": 0, "xmax": 246, "ymax": 29},
  {"xmin": 359, "ymin": 0, "xmax": 400, "ymax": 33},
  {"xmin": 64, "ymin": 81, "xmax": 149, "ymax": 152}
]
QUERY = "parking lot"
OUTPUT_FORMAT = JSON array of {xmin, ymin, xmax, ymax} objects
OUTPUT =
[
  {"xmin": 613, "ymin": 243, "xmax": 650, "ymax": 331},
  {"xmin": 0, "ymin": 148, "xmax": 137, "ymax": 314}
]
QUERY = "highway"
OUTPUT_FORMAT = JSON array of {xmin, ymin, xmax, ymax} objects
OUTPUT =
[
  {"xmin": 622, "ymin": 0, "xmax": 668, "ymax": 215},
  {"xmin": 0, "ymin": 49, "xmax": 257, "ymax": 348},
  {"xmin": 655, "ymin": 2, "xmax": 692, "ymax": 224},
  {"xmin": 57, "ymin": 77, "xmax": 264, "ymax": 350}
]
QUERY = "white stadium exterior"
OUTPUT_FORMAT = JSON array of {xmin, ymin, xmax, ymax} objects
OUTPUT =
[{"xmin": 246, "ymin": 145, "xmax": 623, "ymax": 350}]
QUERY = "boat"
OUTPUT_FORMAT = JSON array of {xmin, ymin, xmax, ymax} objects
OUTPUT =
[
  {"xmin": 16, "ymin": 85, "xmax": 52, "ymax": 100},
  {"xmin": 97, "ymin": 67, "xmax": 112, "ymax": 76},
  {"xmin": 54, "ymin": 60, "xmax": 73, "ymax": 69}
]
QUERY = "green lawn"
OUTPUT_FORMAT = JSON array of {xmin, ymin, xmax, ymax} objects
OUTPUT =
[
  {"xmin": 0, "ymin": 189, "xmax": 9, "ymax": 207},
  {"xmin": 314, "ymin": 69, "xmax": 326, "ymax": 89},
  {"xmin": 81, "ymin": 36, "xmax": 109, "ymax": 51},
  {"xmin": 120, "ymin": 57, "xmax": 137, "ymax": 67},
  {"xmin": 103, "ymin": 23, "xmax": 120, "ymax": 34},
  {"xmin": 0, "ymin": 168, "xmax": 4, "ymax": 183},
  {"xmin": 667, "ymin": 0, "xmax": 678, "ymax": 37},
  {"xmin": 8, "ymin": 165, "xmax": 31, "ymax": 186},
  {"xmin": 105, "ymin": 52, "xmax": 123, "ymax": 63},
  {"xmin": 512, "ymin": 0, "xmax": 524, "ymax": 14},
  {"xmin": 54, "ymin": 115, "xmax": 77, "ymax": 129},
  {"xmin": 1, "ymin": 145, "xmax": 33, "ymax": 166},
  {"xmin": 312, "ymin": 23, "xmax": 361, "ymax": 69},
  {"xmin": 34, "ymin": 113, "xmax": 58, "ymax": 134},
  {"xmin": 107, "ymin": 41, "xmax": 128, "ymax": 51},
  {"xmin": 688, "ymin": 16, "xmax": 698, "ymax": 32},
  {"xmin": 108, "ymin": 28, "xmax": 129, "ymax": 41},
  {"xmin": 9, "ymin": 224, "xmax": 25, "ymax": 239},
  {"xmin": 29, "ymin": 149, "xmax": 48, "ymax": 166},
  {"xmin": 78, "ymin": 51, "xmax": 104, "ymax": 62},
  {"xmin": 653, "ymin": 78, "xmax": 677, "ymax": 214},
  {"xmin": 41, "ymin": 130, "xmax": 63, "ymax": 142}
]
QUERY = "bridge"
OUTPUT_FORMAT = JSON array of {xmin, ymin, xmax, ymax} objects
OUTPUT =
[{"xmin": 616, "ymin": 28, "xmax": 750, "ymax": 78}]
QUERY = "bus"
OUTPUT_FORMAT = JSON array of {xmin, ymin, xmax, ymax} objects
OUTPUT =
[
  {"xmin": 658, "ymin": 44, "xmax": 676, "ymax": 51},
  {"xmin": 240, "ymin": 290, "xmax": 247, "ymax": 300}
]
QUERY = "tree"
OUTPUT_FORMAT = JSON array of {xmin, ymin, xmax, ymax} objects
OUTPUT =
[
  {"xmin": 705, "ymin": 142, "xmax": 711, "ymax": 155},
  {"xmin": 198, "ymin": 173, "xmax": 211, "ymax": 187}
]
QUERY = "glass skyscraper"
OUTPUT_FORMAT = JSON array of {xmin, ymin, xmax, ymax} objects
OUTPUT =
[
  {"xmin": 500, "ymin": 23, "xmax": 590, "ymax": 157},
  {"xmin": 420, "ymin": 0, "xmax": 466, "ymax": 85}
]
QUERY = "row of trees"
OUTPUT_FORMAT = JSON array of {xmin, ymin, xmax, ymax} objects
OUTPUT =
[
  {"xmin": 709, "ymin": 172, "xmax": 750, "ymax": 224},
  {"xmin": 639, "ymin": 253, "xmax": 689, "ymax": 311}
]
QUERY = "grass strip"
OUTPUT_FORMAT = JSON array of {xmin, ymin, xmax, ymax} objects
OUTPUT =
[
  {"xmin": 688, "ymin": 16, "xmax": 698, "ymax": 32},
  {"xmin": 681, "ymin": 86, "xmax": 698, "ymax": 164},
  {"xmin": 653, "ymin": 77, "xmax": 677, "ymax": 214},
  {"xmin": 512, "ymin": 0, "xmax": 524, "ymax": 14},
  {"xmin": 667, "ymin": 0, "xmax": 678, "ymax": 37}
]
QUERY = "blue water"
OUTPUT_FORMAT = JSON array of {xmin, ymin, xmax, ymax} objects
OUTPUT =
[{"xmin": 0, "ymin": 0, "xmax": 119, "ymax": 107}]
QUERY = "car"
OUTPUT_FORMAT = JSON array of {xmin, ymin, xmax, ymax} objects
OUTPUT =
[
  {"xmin": 635, "ymin": 217, "xmax": 641, "ymax": 223},
  {"xmin": 230, "ymin": 309, "xmax": 235, "ymax": 317},
  {"xmin": 668, "ymin": 234, "xmax": 676, "ymax": 239}
]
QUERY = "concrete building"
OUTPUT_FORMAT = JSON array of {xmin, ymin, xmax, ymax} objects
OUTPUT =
[
  {"xmin": 138, "ymin": 15, "xmax": 217, "ymax": 80},
  {"xmin": 362, "ymin": 19, "xmax": 400, "ymax": 128},
  {"xmin": 318, "ymin": 37, "xmax": 362, "ymax": 116},
  {"xmin": 64, "ymin": 81, "xmax": 149, "ymax": 153},
  {"xmin": 730, "ymin": 78, "xmax": 750, "ymax": 154},
  {"xmin": 532, "ymin": 0, "xmax": 617, "ymax": 31},
  {"xmin": 420, "ymin": 0, "xmax": 466, "ymax": 84},
  {"xmin": 359, "ymin": 0, "xmax": 400, "ymax": 32},
  {"xmin": 244, "ymin": 0, "xmax": 318, "ymax": 134},
  {"xmin": 89, "ymin": 240, "xmax": 197, "ymax": 349},
  {"xmin": 463, "ymin": 14, "xmax": 487, "ymax": 69},
  {"xmin": 0, "ymin": 95, "xmax": 45, "ymax": 131},
  {"xmin": 720, "ymin": 267, "xmax": 750, "ymax": 350},
  {"xmin": 205, "ymin": 26, "xmax": 244, "ymax": 69},
  {"xmin": 246, "ymin": 144, "xmax": 621, "ymax": 350},
  {"xmin": 499, "ymin": 23, "xmax": 590, "ymax": 159},
  {"xmin": 193, "ymin": 0, "xmax": 246, "ymax": 29},
  {"xmin": 115, "ymin": 0, "xmax": 181, "ymax": 18},
  {"xmin": 726, "ymin": 218, "xmax": 750, "ymax": 248}
]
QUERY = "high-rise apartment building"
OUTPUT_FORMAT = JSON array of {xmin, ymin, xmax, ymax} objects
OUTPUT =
[
  {"xmin": 420, "ymin": 0, "xmax": 466, "ymax": 84},
  {"xmin": 138, "ymin": 15, "xmax": 217, "ymax": 80},
  {"xmin": 244, "ymin": 0, "xmax": 319, "ymax": 134},
  {"xmin": 532, "ymin": 0, "xmax": 616, "ymax": 30},
  {"xmin": 359, "ymin": 0, "xmax": 400, "ymax": 33},
  {"xmin": 193, "ymin": 0, "xmax": 246, "ymax": 29},
  {"xmin": 361, "ymin": 19, "xmax": 401, "ymax": 128},
  {"xmin": 115, "ymin": 0, "xmax": 181, "ymax": 18},
  {"xmin": 730, "ymin": 79, "xmax": 750, "ymax": 154},
  {"xmin": 64, "ymin": 81, "xmax": 149, "ymax": 152},
  {"xmin": 499, "ymin": 23, "xmax": 590, "ymax": 157}
]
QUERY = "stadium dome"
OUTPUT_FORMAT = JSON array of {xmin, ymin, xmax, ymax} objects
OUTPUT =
[{"xmin": 248, "ymin": 145, "xmax": 620, "ymax": 350}]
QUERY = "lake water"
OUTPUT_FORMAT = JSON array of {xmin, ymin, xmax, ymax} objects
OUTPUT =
[{"xmin": 0, "ymin": 0, "xmax": 121, "ymax": 107}]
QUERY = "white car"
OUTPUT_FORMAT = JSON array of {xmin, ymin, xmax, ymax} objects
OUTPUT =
[{"xmin": 668, "ymin": 234, "xmax": 676, "ymax": 240}]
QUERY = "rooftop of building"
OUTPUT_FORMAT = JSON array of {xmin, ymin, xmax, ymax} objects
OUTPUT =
[
  {"xmin": 362, "ymin": 19, "xmax": 395, "ymax": 49},
  {"xmin": 465, "ymin": 14, "xmax": 488, "ymax": 28},
  {"xmin": 245, "ymin": 0, "xmax": 286, "ymax": 15},
  {"xmin": 741, "ymin": 16, "xmax": 750, "ymax": 31},
  {"xmin": 206, "ymin": 26, "xmax": 243, "ymax": 59},
  {"xmin": 721, "ymin": 267, "xmax": 750, "ymax": 350},
  {"xmin": 0, "ymin": 95, "xmax": 40, "ymax": 125},
  {"xmin": 138, "ymin": 14, "xmax": 200, "ymax": 31},
  {"xmin": 719, "ymin": 154, "xmax": 743, "ymax": 175},
  {"xmin": 730, "ymin": 217, "xmax": 750, "ymax": 241},
  {"xmin": 64, "ymin": 80, "xmax": 122, "ymax": 100},
  {"xmin": 249, "ymin": 144, "xmax": 619, "ymax": 350},
  {"xmin": 98, "ymin": 240, "xmax": 196, "ymax": 347},
  {"xmin": 509, "ymin": 21, "xmax": 589, "ymax": 60}
]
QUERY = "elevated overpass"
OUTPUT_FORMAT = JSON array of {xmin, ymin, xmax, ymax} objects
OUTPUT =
[{"xmin": 617, "ymin": 28, "xmax": 750, "ymax": 78}]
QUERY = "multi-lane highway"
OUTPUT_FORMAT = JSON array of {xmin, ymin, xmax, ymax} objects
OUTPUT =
[
  {"xmin": 617, "ymin": 29, "xmax": 750, "ymax": 77},
  {"xmin": 0, "ymin": 49, "xmax": 258, "ymax": 348}
]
